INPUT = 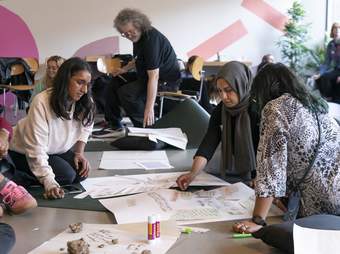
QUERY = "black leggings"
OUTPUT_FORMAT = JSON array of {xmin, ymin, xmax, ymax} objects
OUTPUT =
[{"xmin": 8, "ymin": 150, "xmax": 86, "ymax": 187}]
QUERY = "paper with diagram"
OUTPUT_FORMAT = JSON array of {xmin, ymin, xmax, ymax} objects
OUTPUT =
[
  {"xmin": 99, "ymin": 182, "xmax": 283, "ymax": 225},
  {"xmin": 76, "ymin": 171, "xmax": 228, "ymax": 199},
  {"xmin": 99, "ymin": 150, "xmax": 173, "ymax": 170},
  {"xmin": 28, "ymin": 221, "xmax": 179, "ymax": 254},
  {"xmin": 127, "ymin": 127, "xmax": 188, "ymax": 150}
]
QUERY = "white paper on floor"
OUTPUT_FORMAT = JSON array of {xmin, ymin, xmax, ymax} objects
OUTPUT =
[
  {"xmin": 76, "ymin": 171, "xmax": 229, "ymax": 199},
  {"xmin": 99, "ymin": 182, "xmax": 283, "ymax": 225},
  {"xmin": 28, "ymin": 221, "xmax": 179, "ymax": 254},
  {"xmin": 127, "ymin": 127, "xmax": 188, "ymax": 150},
  {"xmin": 294, "ymin": 224, "xmax": 340, "ymax": 254},
  {"xmin": 99, "ymin": 150, "xmax": 173, "ymax": 170}
]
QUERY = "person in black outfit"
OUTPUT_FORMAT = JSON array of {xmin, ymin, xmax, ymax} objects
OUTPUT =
[
  {"xmin": 176, "ymin": 61, "xmax": 259, "ymax": 189},
  {"xmin": 316, "ymin": 22, "xmax": 340, "ymax": 101},
  {"xmin": 95, "ymin": 8, "xmax": 180, "ymax": 135}
]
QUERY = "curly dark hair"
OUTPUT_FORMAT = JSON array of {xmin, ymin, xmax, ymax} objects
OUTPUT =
[
  {"xmin": 50, "ymin": 57, "xmax": 95, "ymax": 126},
  {"xmin": 251, "ymin": 63, "xmax": 328, "ymax": 115}
]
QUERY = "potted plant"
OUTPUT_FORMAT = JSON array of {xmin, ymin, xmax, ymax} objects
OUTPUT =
[{"xmin": 278, "ymin": 1, "xmax": 310, "ymax": 76}]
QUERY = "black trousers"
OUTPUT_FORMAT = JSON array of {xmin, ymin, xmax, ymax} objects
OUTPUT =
[
  {"xmin": 104, "ymin": 72, "xmax": 179, "ymax": 128},
  {"xmin": 316, "ymin": 68, "xmax": 340, "ymax": 99},
  {"xmin": 0, "ymin": 223, "xmax": 15, "ymax": 254},
  {"xmin": 8, "ymin": 150, "xmax": 86, "ymax": 188}
]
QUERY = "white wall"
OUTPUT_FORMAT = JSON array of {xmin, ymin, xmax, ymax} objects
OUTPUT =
[{"xmin": 1, "ymin": 0, "xmax": 327, "ymax": 65}]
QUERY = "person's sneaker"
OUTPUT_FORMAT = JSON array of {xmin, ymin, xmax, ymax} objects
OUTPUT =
[
  {"xmin": 94, "ymin": 120, "xmax": 108, "ymax": 128},
  {"xmin": 92, "ymin": 127, "xmax": 126, "ymax": 139},
  {"xmin": 0, "ymin": 180, "xmax": 37, "ymax": 214}
]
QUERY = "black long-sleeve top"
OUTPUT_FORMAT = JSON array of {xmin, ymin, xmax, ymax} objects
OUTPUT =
[{"xmin": 194, "ymin": 102, "xmax": 260, "ymax": 161}]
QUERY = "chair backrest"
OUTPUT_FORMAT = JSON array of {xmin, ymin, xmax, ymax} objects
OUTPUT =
[
  {"xmin": 85, "ymin": 55, "xmax": 104, "ymax": 63},
  {"xmin": 187, "ymin": 56, "xmax": 205, "ymax": 101},
  {"xmin": 23, "ymin": 58, "xmax": 39, "ymax": 73},
  {"xmin": 97, "ymin": 57, "xmax": 121, "ymax": 74},
  {"xmin": 189, "ymin": 56, "xmax": 204, "ymax": 81},
  {"xmin": 10, "ymin": 64, "xmax": 25, "ymax": 76}
]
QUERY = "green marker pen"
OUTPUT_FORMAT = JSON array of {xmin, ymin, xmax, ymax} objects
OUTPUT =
[
  {"xmin": 232, "ymin": 233, "xmax": 252, "ymax": 239},
  {"xmin": 182, "ymin": 227, "xmax": 193, "ymax": 234}
]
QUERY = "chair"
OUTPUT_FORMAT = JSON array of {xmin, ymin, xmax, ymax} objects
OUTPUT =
[
  {"xmin": 153, "ymin": 98, "xmax": 210, "ymax": 148},
  {"xmin": 23, "ymin": 58, "xmax": 39, "ymax": 74},
  {"xmin": 0, "ymin": 63, "xmax": 35, "ymax": 116},
  {"xmin": 96, "ymin": 56, "xmax": 122, "ymax": 75},
  {"xmin": 157, "ymin": 56, "xmax": 205, "ymax": 118}
]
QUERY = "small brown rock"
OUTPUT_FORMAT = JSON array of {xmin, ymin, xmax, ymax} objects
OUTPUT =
[
  {"xmin": 67, "ymin": 238, "xmax": 89, "ymax": 254},
  {"xmin": 141, "ymin": 250, "xmax": 152, "ymax": 254},
  {"xmin": 69, "ymin": 223, "xmax": 83, "ymax": 233},
  {"xmin": 111, "ymin": 238, "xmax": 119, "ymax": 245},
  {"xmin": 98, "ymin": 244, "xmax": 105, "ymax": 248},
  {"xmin": 59, "ymin": 248, "xmax": 65, "ymax": 251}
]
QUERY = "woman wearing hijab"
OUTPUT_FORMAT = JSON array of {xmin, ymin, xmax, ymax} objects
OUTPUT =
[{"xmin": 176, "ymin": 61, "xmax": 258, "ymax": 189}]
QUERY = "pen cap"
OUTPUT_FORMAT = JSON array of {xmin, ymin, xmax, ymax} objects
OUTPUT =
[{"xmin": 148, "ymin": 215, "xmax": 156, "ymax": 224}]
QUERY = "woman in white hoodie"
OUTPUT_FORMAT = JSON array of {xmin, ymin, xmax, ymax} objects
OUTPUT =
[{"xmin": 9, "ymin": 57, "xmax": 95, "ymax": 199}]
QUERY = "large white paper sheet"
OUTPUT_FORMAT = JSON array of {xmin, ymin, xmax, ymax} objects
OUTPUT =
[
  {"xmin": 294, "ymin": 224, "xmax": 340, "ymax": 254},
  {"xmin": 77, "ymin": 172, "xmax": 229, "ymax": 199},
  {"xmin": 28, "ymin": 221, "xmax": 179, "ymax": 254},
  {"xmin": 99, "ymin": 150, "xmax": 173, "ymax": 170},
  {"xmin": 128, "ymin": 127, "xmax": 188, "ymax": 150},
  {"xmin": 99, "ymin": 183, "xmax": 283, "ymax": 225}
]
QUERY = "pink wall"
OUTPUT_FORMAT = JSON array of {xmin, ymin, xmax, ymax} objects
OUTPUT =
[
  {"xmin": 73, "ymin": 36, "xmax": 119, "ymax": 58},
  {"xmin": 0, "ymin": 5, "xmax": 39, "ymax": 58}
]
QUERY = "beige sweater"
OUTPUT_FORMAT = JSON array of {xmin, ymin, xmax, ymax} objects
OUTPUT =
[{"xmin": 10, "ymin": 89, "xmax": 93, "ymax": 190}]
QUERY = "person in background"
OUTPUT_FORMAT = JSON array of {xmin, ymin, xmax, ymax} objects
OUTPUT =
[
  {"xmin": 233, "ymin": 63, "xmax": 340, "ymax": 234},
  {"xmin": 316, "ymin": 22, "xmax": 340, "ymax": 101},
  {"xmin": 30, "ymin": 55, "xmax": 65, "ymax": 103},
  {"xmin": 9, "ymin": 57, "xmax": 95, "ymax": 200},
  {"xmin": 93, "ymin": 8, "xmax": 180, "ymax": 138},
  {"xmin": 256, "ymin": 54, "xmax": 275, "ymax": 73},
  {"xmin": 176, "ymin": 61, "xmax": 258, "ymax": 190}
]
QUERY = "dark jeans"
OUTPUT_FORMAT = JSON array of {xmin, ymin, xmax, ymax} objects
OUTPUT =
[
  {"xmin": 316, "ymin": 68, "xmax": 340, "ymax": 99},
  {"xmin": 0, "ymin": 223, "xmax": 15, "ymax": 254},
  {"xmin": 8, "ymin": 150, "xmax": 86, "ymax": 188},
  {"xmin": 105, "ymin": 72, "xmax": 179, "ymax": 128}
]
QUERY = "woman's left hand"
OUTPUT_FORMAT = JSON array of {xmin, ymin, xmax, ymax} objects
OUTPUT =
[
  {"xmin": 74, "ymin": 152, "xmax": 90, "ymax": 177},
  {"xmin": 232, "ymin": 220, "xmax": 263, "ymax": 234}
]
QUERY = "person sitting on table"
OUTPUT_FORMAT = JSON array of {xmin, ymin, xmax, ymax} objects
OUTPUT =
[
  {"xmin": 9, "ymin": 57, "xmax": 95, "ymax": 200},
  {"xmin": 93, "ymin": 8, "xmax": 180, "ymax": 138},
  {"xmin": 233, "ymin": 63, "xmax": 340, "ymax": 234},
  {"xmin": 176, "ymin": 61, "xmax": 258, "ymax": 189},
  {"xmin": 29, "ymin": 55, "xmax": 65, "ymax": 103}
]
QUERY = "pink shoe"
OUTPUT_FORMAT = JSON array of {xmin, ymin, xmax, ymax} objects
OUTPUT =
[{"xmin": 0, "ymin": 180, "xmax": 37, "ymax": 214}]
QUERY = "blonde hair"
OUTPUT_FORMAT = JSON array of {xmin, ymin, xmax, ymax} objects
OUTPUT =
[
  {"xmin": 330, "ymin": 22, "xmax": 340, "ymax": 38},
  {"xmin": 44, "ymin": 55, "xmax": 65, "ymax": 88}
]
